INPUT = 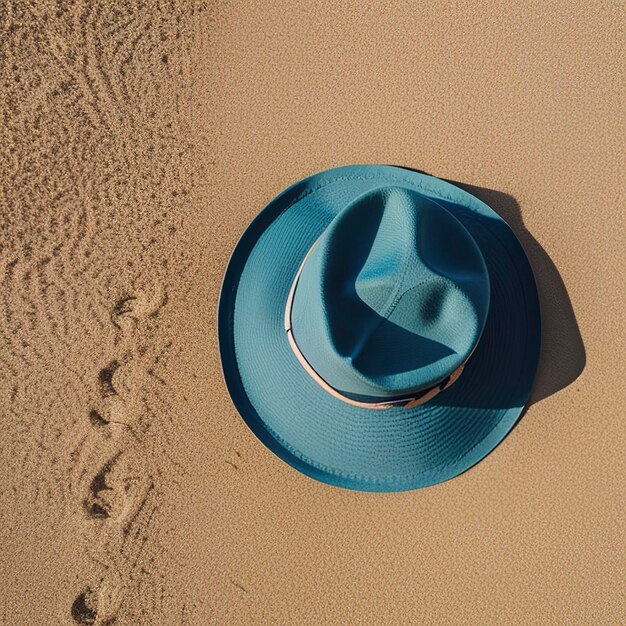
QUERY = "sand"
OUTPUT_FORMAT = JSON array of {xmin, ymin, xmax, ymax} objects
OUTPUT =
[{"xmin": 0, "ymin": 1, "xmax": 624, "ymax": 624}]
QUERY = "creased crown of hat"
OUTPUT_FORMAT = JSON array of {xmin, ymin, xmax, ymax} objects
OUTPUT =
[{"xmin": 290, "ymin": 187, "xmax": 490, "ymax": 403}]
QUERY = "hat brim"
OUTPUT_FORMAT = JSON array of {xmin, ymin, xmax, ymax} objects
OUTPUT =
[{"xmin": 218, "ymin": 165, "xmax": 541, "ymax": 491}]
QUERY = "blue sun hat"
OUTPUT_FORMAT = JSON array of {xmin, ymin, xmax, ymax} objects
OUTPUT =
[{"xmin": 218, "ymin": 165, "xmax": 540, "ymax": 491}]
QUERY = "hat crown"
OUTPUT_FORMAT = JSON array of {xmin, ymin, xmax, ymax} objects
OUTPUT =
[{"xmin": 290, "ymin": 186, "xmax": 490, "ymax": 401}]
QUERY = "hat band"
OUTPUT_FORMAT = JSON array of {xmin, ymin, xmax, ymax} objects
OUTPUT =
[{"xmin": 284, "ymin": 238, "xmax": 470, "ymax": 410}]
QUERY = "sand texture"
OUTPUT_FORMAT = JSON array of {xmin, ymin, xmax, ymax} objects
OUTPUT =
[{"xmin": 1, "ymin": 1, "xmax": 624, "ymax": 624}]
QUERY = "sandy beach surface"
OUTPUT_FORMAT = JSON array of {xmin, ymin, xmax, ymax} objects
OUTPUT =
[{"xmin": 1, "ymin": 2, "xmax": 624, "ymax": 624}]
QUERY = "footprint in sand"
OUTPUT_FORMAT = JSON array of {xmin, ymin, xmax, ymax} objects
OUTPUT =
[
  {"xmin": 82, "ymin": 450, "xmax": 153, "ymax": 528},
  {"xmin": 72, "ymin": 578, "xmax": 124, "ymax": 626},
  {"xmin": 97, "ymin": 356, "xmax": 150, "ymax": 405},
  {"xmin": 73, "ymin": 290, "xmax": 163, "ymax": 624},
  {"xmin": 98, "ymin": 360, "xmax": 120, "ymax": 398},
  {"xmin": 112, "ymin": 288, "xmax": 167, "ymax": 333},
  {"xmin": 71, "ymin": 587, "xmax": 98, "ymax": 625},
  {"xmin": 82, "ymin": 452, "xmax": 122, "ymax": 520},
  {"xmin": 74, "ymin": 443, "xmax": 153, "ymax": 624}
]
